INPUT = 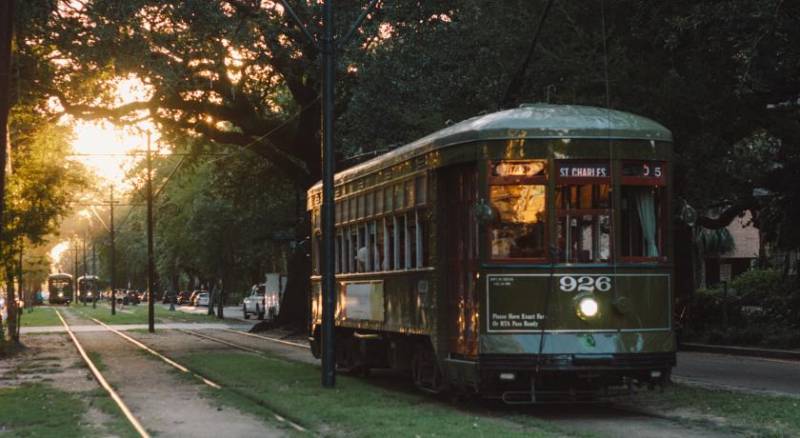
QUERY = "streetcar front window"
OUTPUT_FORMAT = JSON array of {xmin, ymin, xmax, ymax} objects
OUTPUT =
[
  {"xmin": 621, "ymin": 161, "xmax": 667, "ymax": 260},
  {"xmin": 556, "ymin": 183, "xmax": 612, "ymax": 263},
  {"xmin": 489, "ymin": 185, "xmax": 547, "ymax": 258}
]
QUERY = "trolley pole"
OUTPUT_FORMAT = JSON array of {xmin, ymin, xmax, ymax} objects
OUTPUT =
[
  {"xmin": 110, "ymin": 185, "xmax": 116, "ymax": 316},
  {"xmin": 320, "ymin": 0, "xmax": 336, "ymax": 388},
  {"xmin": 146, "ymin": 131, "xmax": 155, "ymax": 333}
]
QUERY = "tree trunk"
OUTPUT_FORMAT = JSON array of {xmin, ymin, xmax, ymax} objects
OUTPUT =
[
  {"xmin": 276, "ymin": 189, "xmax": 311, "ymax": 329},
  {"xmin": 0, "ymin": 1, "xmax": 16, "ymax": 343},
  {"xmin": 5, "ymin": 266, "xmax": 17, "ymax": 342}
]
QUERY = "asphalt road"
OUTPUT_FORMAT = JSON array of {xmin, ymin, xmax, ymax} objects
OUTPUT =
[{"xmin": 674, "ymin": 351, "xmax": 800, "ymax": 397}]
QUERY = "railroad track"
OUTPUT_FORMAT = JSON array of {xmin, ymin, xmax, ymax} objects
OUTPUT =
[{"xmin": 55, "ymin": 309, "xmax": 308, "ymax": 435}]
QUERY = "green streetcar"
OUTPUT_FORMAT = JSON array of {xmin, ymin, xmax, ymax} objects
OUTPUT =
[
  {"xmin": 308, "ymin": 104, "xmax": 675, "ymax": 402},
  {"xmin": 48, "ymin": 273, "xmax": 74, "ymax": 305}
]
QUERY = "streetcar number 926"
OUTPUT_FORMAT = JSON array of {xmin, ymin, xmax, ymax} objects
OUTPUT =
[{"xmin": 559, "ymin": 275, "xmax": 612, "ymax": 292}]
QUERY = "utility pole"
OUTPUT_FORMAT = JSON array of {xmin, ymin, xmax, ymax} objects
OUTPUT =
[
  {"xmin": 279, "ymin": 0, "xmax": 379, "ymax": 388},
  {"xmin": 73, "ymin": 240, "xmax": 78, "ymax": 306},
  {"xmin": 320, "ymin": 0, "xmax": 336, "ymax": 389},
  {"xmin": 146, "ymin": 131, "xmax": 155, "ymax": 333},
  {"xmin": 110, "ymin": 185, "xmax": 116, "ymax": 316},
  {"xmin": 82, "ymin": 235, "xmax": 87, "ymax": 306}
]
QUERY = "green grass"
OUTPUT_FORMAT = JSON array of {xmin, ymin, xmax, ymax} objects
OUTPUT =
[
  {"xmin": 631, "ymin": 384, "xmax": 800, "ymax": 436},
  {"xmin": 0, "ymin": 383, "xmax": 89, "ymax": 437},
  {"xmin": 68, "ymin": 303, "xmax": 221, "ymax": 324},
  {"xmin": 183, "ymin": 352, "xmax": 563, "ymax": 437},
  {"xmin": 18, "ymin": 307, "xmax": 62, "ymax": 327},
  {"xmin": 86, "ymin": 351, "xmax": 106, "ymax": 372},
  {"xmin": 85, "ymin": 388, "xmax": 140, "ymax": 438}
]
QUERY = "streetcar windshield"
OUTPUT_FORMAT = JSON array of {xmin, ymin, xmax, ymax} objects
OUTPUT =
[
  {"xmin": 488, "ymin": 160, "xmax": 548, "ymax": 259},
  {"xmin": 489, "ymin": 185, "xmax": 547, "ymax": 258}
]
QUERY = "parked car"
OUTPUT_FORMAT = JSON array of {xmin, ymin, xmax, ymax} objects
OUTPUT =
[
  {"xmin": 176, "ymin": 291, "xmax": 191, "ymax": 305},
  {"xmin": 123, "ymin": 290, "xmax": 140, "ymax": 305},
  {"xmin": 196, "ymin": 292, "xmax": 210, "ymax": 307},
  {"xmin": 242, "ymin": 285, "xmax": 265, "ymax": 320},
  {"xmin": 188, "ymin": 290, "xmax": 201, "ymax": 306}
]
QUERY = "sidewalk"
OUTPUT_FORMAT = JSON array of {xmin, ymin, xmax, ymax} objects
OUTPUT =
[
  {"xmin": 21, "ymin": 322, "xmax": 252, "ymax": 334},
  {"xmin": 681, "ymin": 342, "xmax": 800, "ymax": 361}
]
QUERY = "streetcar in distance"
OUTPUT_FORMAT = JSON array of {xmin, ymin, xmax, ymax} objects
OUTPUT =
[
  {"xmin": 77, "ymin": 275, "xmax": 100, "ymax": 303},
  {"xmin": 48, "ymin": 273, "xmax": 74, "ymax": 305},
  {"xmin": 307, "ymin": 103, "xmax": 675, "ymax": 402}
]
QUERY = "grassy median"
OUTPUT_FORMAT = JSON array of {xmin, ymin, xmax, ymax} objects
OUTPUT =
[
  {"xmin": 0, "ymin": 384, "xmax": 88, "ymax": 437},
  {"xmin": 68, "ymin": 303, "xmax": 221, "ymax": 324},
  {"xmin": 182, "ymin": 351, "xmax": 564, "ymax": 437},
  {"xmin": 18, "ymin": 306, "xmax": 62, "ymax": 327},
  {"xmin": 630, "ymin": 383, "xmax": 800, "ymax": 436}
]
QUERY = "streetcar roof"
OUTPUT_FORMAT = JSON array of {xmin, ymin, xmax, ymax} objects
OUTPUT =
[
  {"xmin": 309, "ymin": 104, "xmax": 672, "ymax": 193},
  {"xmin": 48, "ymin": 273, "xmax": 73, "ymax": 280}
]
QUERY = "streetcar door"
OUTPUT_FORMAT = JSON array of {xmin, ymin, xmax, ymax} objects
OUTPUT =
[{"xmin": 440, "ymin": 165, "xmax": 479, "ymax": 358}]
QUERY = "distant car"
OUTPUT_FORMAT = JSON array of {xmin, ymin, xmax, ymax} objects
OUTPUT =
[
  {"xmin": 243, "ymin": 285, "xmax": 265, "ymax": 320},
  {"xmin": 176, "ymin": 291, "xmax": 190, "ymax": 305},
  {"xmin": 123, "ymin": 291, "xmax": 140, "ymax": 305},
  {"xmin": 196, "ymin": 292, "xmax": 209, "ymax": 307}
]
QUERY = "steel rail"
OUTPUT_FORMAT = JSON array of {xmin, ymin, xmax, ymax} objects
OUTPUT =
[
  {"xmin": 77, "ymin": 319, "xmax": 306, "ymax": 433},
  {"xmin": 55, "ymin": 310, "xmax": 151, "ymax": 438},
  {"xmin": 89, "ymin": 318, "xmax": 221, "ymax": 389},
  {"xmin": 222, "ymin": 328, "xmax": 310, "ymax": 349},
  {"xmin": 174, "ymin": 329, "xmax": 308, "ymax": 432}
]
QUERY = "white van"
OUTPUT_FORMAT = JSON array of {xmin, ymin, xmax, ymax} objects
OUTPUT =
[{"xmin": 242, "ymin": 273, "xmax": 286, "ymax": 320}]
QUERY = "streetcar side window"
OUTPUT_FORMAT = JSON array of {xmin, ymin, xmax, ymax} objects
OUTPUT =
[{"xmin": 331, "ymin": 174, "xmax": 429, "ymax": 274}]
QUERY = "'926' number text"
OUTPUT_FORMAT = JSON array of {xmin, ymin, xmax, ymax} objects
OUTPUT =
[{"xmin": 559, "ymin": 275, "xmax": 612, "ymax": 292}]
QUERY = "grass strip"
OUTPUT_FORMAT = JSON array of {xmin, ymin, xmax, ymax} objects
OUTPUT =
[
  {"xmin": 69, "ymin": 303, "xmax": 220, "ymax": 324},
  {"xmin": 0, "ymin": 383, "xmax": 89, "ymax": 437},
  {"xmin": 183, "ymin": 352, "xmax": 563, "ymax": 437},
  {"xmin": 19, "ymin": 307, "xmax": 62, "ymax": 327},
  {"xmin": 630, "ymin": 383, "xmax": 800, "ymax": 436}
]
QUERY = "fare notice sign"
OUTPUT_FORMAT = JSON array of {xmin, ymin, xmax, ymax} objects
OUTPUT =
[
  {"xmin": 487, "ymin": 275, "xmax": 548, "ymax": 332},
  {"xmin": 558, "ymin": 162, "xmax": 609, "ymax": 178}
]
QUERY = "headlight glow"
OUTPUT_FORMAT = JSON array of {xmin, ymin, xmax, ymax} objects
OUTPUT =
[
  {"xmin": 58, "ymin": 292, "xmax": 64, "ymax": 297},
  {"xmin": 577, "ymin": 297, "xmax": 599, "ymax": 319}
]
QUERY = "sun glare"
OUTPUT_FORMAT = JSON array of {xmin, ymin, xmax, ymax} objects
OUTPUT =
[
  {"xmin": 49, "ymin": 241, "xmax": 71, "ymax": 273},
  {"xmin": 68, "ymin": 76, "xmax": 159, "ymax": 192}
]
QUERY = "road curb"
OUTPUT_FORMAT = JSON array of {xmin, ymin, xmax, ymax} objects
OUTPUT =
[{"xmin": 680, "ymin": 342, "xmax": 800, "ymax": 361}]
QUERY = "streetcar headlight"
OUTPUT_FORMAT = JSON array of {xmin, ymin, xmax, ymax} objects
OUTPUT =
[
  {"xmin": 88, "ymin": 292, "xmax": 93, "ymax": 297},
  {"xmin": 577, "ymin": 296, "xmax": 599, "ymax": 319},
  {"xmin": 58, "ymin": 292, "xmax": 64, "ymax": 297}
]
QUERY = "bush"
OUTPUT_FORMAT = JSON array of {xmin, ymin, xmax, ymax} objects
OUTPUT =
[{"xmin": 684, "ymin": 268, "xmax": 800, "ymax": 348}]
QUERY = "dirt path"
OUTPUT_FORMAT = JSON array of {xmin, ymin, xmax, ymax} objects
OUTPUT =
[
  {"xmin": 0, "ymin": 333, "xmax": 121, "ymax": 436},
  {"xmin": 60, "ymin": 309, "xmax": 287, "ymax": 438}
]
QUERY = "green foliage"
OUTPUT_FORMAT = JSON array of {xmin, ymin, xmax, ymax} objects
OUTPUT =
[{"xmin": 684, "ymin": 269, "xmax": 800, "ymax": 348}]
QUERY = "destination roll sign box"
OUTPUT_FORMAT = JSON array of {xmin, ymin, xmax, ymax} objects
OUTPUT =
[{"xmin": 558, "ymin": 162, "xmax": 609, "ymax": 178}]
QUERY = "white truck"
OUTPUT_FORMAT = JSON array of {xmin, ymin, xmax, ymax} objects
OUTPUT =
[{"xmin": 242, "ymin": 273, "xmax": 286, "ymax": 320}]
